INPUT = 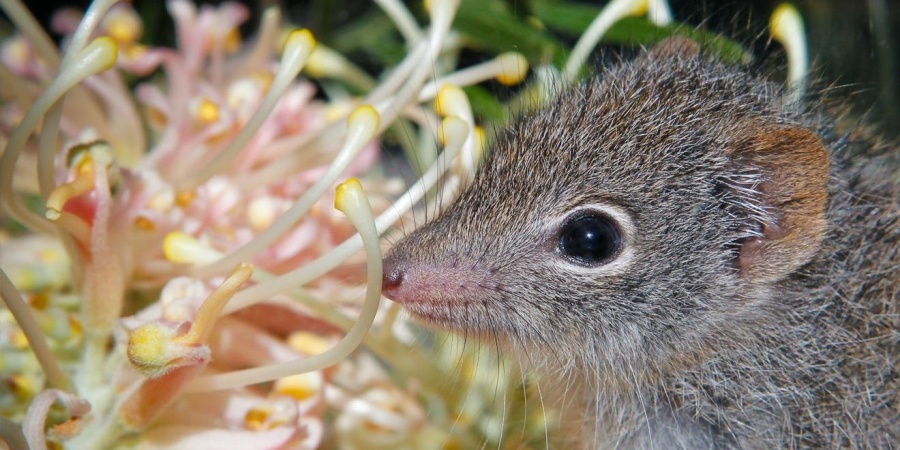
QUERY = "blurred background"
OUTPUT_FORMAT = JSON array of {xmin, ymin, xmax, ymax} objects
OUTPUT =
[{"xmin": 7, "ymin": 0, "xmax": 900, "ymax": 136}]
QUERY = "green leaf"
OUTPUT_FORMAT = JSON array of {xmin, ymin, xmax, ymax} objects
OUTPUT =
[
  {"xmin": 529, "ymin": 0, "xmax": 749, "ymax": 65},
  {"xmin": 454, "ymin": 0, "xmax": 568, "ymax": 66}
]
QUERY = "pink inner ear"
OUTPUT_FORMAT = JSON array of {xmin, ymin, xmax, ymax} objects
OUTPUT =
[
  {"xmin": 738, "ymin": 237, "xmax": 764, "ymax": 275},
  {"xmin": 729, "ymin": 124, "xmax": 829, "ymax": 285},
  {"xmin": 761, "ymin": 220, "xmax": 786, "ymax": 240}
]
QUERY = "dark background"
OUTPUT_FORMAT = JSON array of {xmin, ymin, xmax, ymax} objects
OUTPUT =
[{"xmin": 7, "ymin": 0, "xmax": 900, "ymax": 135}]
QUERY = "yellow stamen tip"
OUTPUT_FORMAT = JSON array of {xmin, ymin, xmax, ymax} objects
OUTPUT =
[
  {"xmin": 192, "ymin": 98, "xmax": 221, "ymax": 125},
  {"xmin": 244, "ymin": 407, "xmax": 271, "ymax": 431},
  {"xmin": 134, "ymin": 216, "xmax": 156, "ymax": 231},
  {"xmin": 434, "ymin": 84, "xmax": 468, "ymax": 117},
  {"xmin": 175, "ymin": 191, "xmax": 196, "ymax": 208},
  {"xmin": 162, "ymin": 232, "xmax": 222, "ymax": 265},
  {"xmin": 45, "ymin": 154, "xmax": 97, "ymax": 222},
  {"xmin": 495, "ymin": 52, "xmax": 529, "ymax": 85},
  {"xmin": 104, "ymin": 8, "xmax": 143, "ymax": 45},
  {"xmin": 83, "ymin": 36, "xmax": 119, "ymax": 71},
  {"xmin": 347, "ymin": 104, "xmax": 380, "ymax": 137},
  {"xmin": 224, "ymin": 28, "xmax": 241, "ymax": 53},
  {"xmin": 287, "ymin": 331, "xmax": 332, "ymax": 356},
  {"xmin": 127, "ymin": 323, "xmax": 176, "ymax": 377},
  {"xmin": 473, "ymin": 125, "xmax": 487, "ymax": 162},
  {"xmin": 334, "ymin": 178, "xmax": 364, "ymax": 213},
  {"xmin": 274, "ymin": 372, "xmax": 322, "ymax": 401},
  {"xmin": 631, "ymin": 0, "xmax": 651, "ymax": 16},
  {"xmin": 283, "ymin": 28, "xmax": 316, "ymax": 55},
  {"xmin": 769, "ymin": 3, "xmax": 802, "ymax": 40}
]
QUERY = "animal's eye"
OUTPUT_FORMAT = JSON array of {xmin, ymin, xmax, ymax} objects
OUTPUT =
[{"xmin": 557, "ymin": 213, "xmax": 622, "ymax": 266}]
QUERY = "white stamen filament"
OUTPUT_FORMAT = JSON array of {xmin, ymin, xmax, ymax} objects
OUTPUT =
[
  {"xmin": 375, "ymin": 0, "xmax": 423, "ymax": 44},
  {"xmin": 0, "ymin": 269, "xmax": 69, "ymax": 391},
  {"xmin": 1, "ymin": 37, "xmax": 118, "ymax": 235},
  {"xmin": 183, "ymin": 29, "xmax": 317, "ymax": 189},
  {"xmin": 222, "ymin": 116, "xmax": 468, "ymax": 313},
  {"xmin": 38, "ymin": 0, "xmax": 122, "ymax": 199},
  {"xmin": 371, "ymin": 0, "xmax": 458, "ymax": 130},
  {"xmin": 194, "ymin": 105, "xmax": 380, "ymax": 277},
  {"xmin": 188, "ymin": 178, "xmax": 382, "ymax": 392},
  {"xmin": 434, "ymin": 85, "xmax": 477, "ymax": 180},
  {"xmin": 418, "ymin": 52, "xmax": 528, "ymax": 102},
  {"xmin": 306, "ymin": 45, "xmax": 376, "ymax": 91},
  {"xmin": 365, "ymin": 40, "xmax": 429, "ymax": 104},
  {"xmin": 769, "ymin": 3, "xmax": 808, "ymax": 99},
  {"xmin": 238, "ymin": 7, "xmax": 280, "ymax": 78},
  {"xmin": 647, "ymin": 0, "xmax": 673, "ymax": 26},
  {"xmin": 563, "ymin": 0, "xmax": 650, "ymax": 81}
]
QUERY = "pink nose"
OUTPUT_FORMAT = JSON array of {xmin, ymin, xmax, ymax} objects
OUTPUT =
[{"xmin": 381, "ymin": 259, "xmax": 405, "ymax": 301}]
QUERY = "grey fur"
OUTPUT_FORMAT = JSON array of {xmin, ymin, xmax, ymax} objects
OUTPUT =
[{"xmin": 383, "ymin": 42, "xmax": 899, "ymax": 449}]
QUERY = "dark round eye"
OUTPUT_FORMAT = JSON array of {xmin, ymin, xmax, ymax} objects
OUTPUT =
[{"xmin": 557, "ymin": 213, "xmax": 622, "ymax": 265}]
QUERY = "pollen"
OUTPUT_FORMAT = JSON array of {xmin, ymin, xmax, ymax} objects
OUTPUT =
[
  {"xmin": 247, "ymin": 197, "xmax": 279, "ymax": 231},
  {"xmin": 243, "ymin": 406, "xmax": 271, "ymax": 431},
  {"xmin": 1, "ymin": 37, "xmax": 30, "ymax": 68},
  {"xmin": 224, "ymin": 28, "xmax": 242, "ymax": 53},
  {"xmin": 7, "ymin": 375, "xmax": 37, "ymax": 400},
  {"xmin": 162, "ymin": 231, "xmax": 222, "ymax": 265},
  {"xmin": 175, "ymin": 190, "xmax": 196, "ymax": 208},
  {"xmin": 273, "ymin": 372, "xmax": 322, "ymax": 401},
  {"xmin": 103, "ymin": 7, "xmax": 143, "ymax": 46},
  {"xmin": 433, "ymin": 84, "xmax": 468, "ymax": 118},
  {"xmin": 123, "ymin": 44, "xmax": 148, "ymax": 60},
  {"xmin": 37, "ymin": 249, "xmax": 61, "ymax": 263},
  {"xmin": 10, "ymin": 330, "xmax": 30, "ymax": 349},
  {"xmin": 192, "ymin": 97, "xmax": 221, "ymax": 126},
  {"xmin": 134, "ymin": 216, "xmax": 155, "ymax": 231},
  {"xmin": 127, "ymin": 323, "xmax": 176, "ymax": 377},
  {"xmin": 287, "ymin": 331, "xmax": 332, "ymax": 356},
  {"xmin": 494, "ymin": 52, "xmax": 529, "ymax": 86},
  {"xmin": 45, "ymin": 154, "xmax": 95, "ymax": 221}
]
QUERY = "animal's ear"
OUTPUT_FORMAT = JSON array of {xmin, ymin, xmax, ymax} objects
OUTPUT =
[
  {"xmin": 723, "ymin": 123, "xmax": 829, "ymax": 284},
  {"xmin": 646, "ymin": 36, "xmax": 700, "ymax": 59}
]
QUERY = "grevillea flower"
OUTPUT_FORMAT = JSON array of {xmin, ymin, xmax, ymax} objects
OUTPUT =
[
  {"xmin": 0, "ymin": 0, "xmax": 535, "ymax": 446},
  {"xmin": 1, "ymin": 0, "xmax": 790, "ymax": 448}
]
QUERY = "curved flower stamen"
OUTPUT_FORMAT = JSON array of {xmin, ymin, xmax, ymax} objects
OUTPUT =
[
  {"xmin": 1, "ymin": 36, "xmax": 118, "ymax": 234},
  {"xmin": 195, "ymin": 104, "xmax": 379, "ymax": 277},
  {"xmin": 183, "ymin": 29, "xmax": 317, "ymax": 189},
  {"xmin": 223, "ymin": 116, "xmax": 469, "ymax": 312},
  {"xmin": 23, "ymin": 389, "xmax": 91, "ymax": 449},
  {"xmin": 563, "ymin": 0, "xmax": 657, "ymax": 81},
  {"xmin": 770, "ymin": 3, "xmax": 808, "ymax": 99},
  {"xmin": 189, "ymin": 177, "xmax": 382, "ymax": 392},
  {"xmin": 418, "ymin": 52, "xmax": 529, "ymax": 102},
  {"xmin": 0, "ymin": 269, "xmax": 69, "ymax": 390}
]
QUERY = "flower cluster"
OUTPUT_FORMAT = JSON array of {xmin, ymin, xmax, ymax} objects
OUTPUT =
[
  {"xmin": 0, "ymin": 0, "xmax": 805, "ymax": 448},
  {"xmin": 0, "ymin": 0, "xmax": 533, "ymax": 447}
]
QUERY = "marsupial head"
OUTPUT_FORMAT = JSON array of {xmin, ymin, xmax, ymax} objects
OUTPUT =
[{"xmin": 383, "ymin": 38, "xmax": 829, "ymax": 377}]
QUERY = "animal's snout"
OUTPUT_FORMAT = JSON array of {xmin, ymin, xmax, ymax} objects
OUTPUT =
[{"xmin": 381, "ymin": 257, "xmax": 405, "ymax": 301}]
